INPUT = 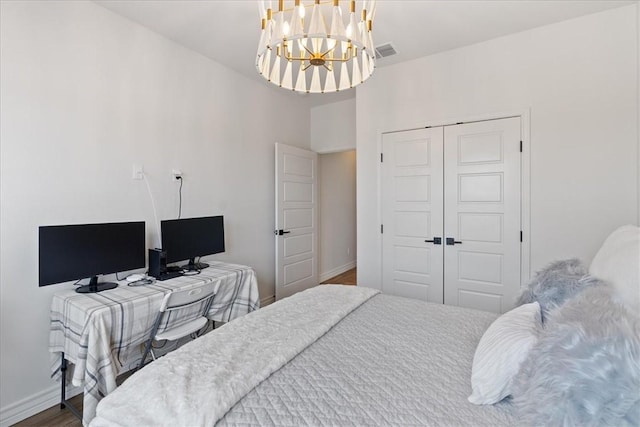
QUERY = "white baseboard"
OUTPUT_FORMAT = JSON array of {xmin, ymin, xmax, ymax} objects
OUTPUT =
[
  {"xmin": 260, "ymin": 262, "xmax": 355, "ymax": 308},
  {"xmin": 260, "ymin": 295, "xmax": 275, "ymax": 307},
  {"xmin": 0, "ymin": 383, "xmax": 82, "ymax": 427},
  {"xmin": 319, "ymin": 261, "xmax": 356, "ymax": 283}
]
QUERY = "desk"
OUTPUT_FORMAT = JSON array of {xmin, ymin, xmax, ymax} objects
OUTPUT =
[{"xmin": 48, "ymin": 262, "xmax": 259, "ymax": 425}]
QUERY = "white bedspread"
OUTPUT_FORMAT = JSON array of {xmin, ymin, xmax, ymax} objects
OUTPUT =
[
  {"xmin": 219, "ymin": 293, "xmax": 515, "ymax": 426},
  {"xmin": 90, "ymin": 285, "xmax": 379, "ymax": 427}
]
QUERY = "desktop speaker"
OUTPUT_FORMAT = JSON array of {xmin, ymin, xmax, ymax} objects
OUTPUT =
[{"xmin": 148, "ymin": 248, "xmax": 167, "ymax": 278}]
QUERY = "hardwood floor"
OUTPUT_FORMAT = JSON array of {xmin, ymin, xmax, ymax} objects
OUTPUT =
[
  {"xmin": 15, "ymin": 268, "xmax": 357, "ymax": 427},
  {"xmin": 13, "ymin": 370, "xmax": 134, "ymax": 427},
  {"xmin": 321, "ymin": 267, "xmax": 357, "ymax": 286},
  {"xmin": 13, "ymin": 394, "xmax": 83, "ymax": 427}
]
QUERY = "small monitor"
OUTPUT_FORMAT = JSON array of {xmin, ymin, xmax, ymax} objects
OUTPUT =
[
  {"xmin": 161, "ymin": 216, "xmax": 225, "ymax": 271},
  {"xmin": 39, "ymin": 221, "xmax": 146, "ymax": 293}
]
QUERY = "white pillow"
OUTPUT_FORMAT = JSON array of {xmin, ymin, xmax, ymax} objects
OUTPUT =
[
  {"xmin": 468, "ymin": 302, "xmax": 541, "ymax": 405},
  {"xmin": 589, "ymin": 225, "xmax": 640, "ymax": 315}
]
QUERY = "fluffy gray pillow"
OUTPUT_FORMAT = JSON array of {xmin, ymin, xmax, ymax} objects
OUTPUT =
[
  {"xmin": 516, "ymin": 259, "xmax": 599, "ymax": 321},
  {"xmin": 512, "ymin": 285, "xmax": 640, "ymax": 426}
]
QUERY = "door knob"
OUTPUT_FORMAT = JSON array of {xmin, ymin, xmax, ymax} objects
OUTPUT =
[
  {"xmin": 446, "ymin": 237, "xmax": 462, "ymax": 245},
  {"xmin": 274, "ymin": 229, "xmax": 291, "ymax": 236},
  {"xmin": 424, "ymin": 237, "xmax": 442, "ymax": 245}
]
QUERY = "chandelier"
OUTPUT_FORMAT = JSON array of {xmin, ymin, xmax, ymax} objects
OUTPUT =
[{"xmin": 256, "ymin": 0, "xmax": 376, "ymax": 93}]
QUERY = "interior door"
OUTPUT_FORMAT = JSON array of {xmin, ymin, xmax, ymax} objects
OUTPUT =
[
  {"xmin": 275, "ymin": 143, "xmax": 318, "ymax": 300},
  {"xmin": 443, "ymin": 117, "xmax": 521, "ymax": 313},
  {"xmin": 381, "ymin": 128, "xmax": 444, "ymax": 302}
]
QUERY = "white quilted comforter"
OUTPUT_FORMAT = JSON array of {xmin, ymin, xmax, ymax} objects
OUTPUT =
[
  {"xmin": 90, "ymin": 285, "xmax": 378, "ymax": 427},
  {"xmin": 92, "ymin": 285, "xmax": 517, "ymax": 426},
  {"xmin": 219, "ymin": 292, "xmax": 516, "ymax": 426}
]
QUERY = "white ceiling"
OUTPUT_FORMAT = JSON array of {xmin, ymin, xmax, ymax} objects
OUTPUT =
[{"xmin": 95, "ymin": 0, "xmax": 632, "ymax": 105}]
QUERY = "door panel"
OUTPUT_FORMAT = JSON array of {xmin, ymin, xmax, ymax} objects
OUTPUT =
[
  {"xmin": 395, "ymin": 211, "xmax": 431, "ymax": 237},
  {"xmin": 457, "ymin": 289, "xmax": 503, "ymax": 314},
  {"xmin": 283, "ymin": 208, "xmax": 313, "ymax": 229},
  {"xmin": 458, "ymin": 131, "xmax": 504, "ymax": 164},
  {"xmin": 443, "ymin": 117, "xmax": 521, "ymax": 313},
  {"xmin": 459, "ymin": 173, "xmax": 503, "ymax": 202},
  {"xmin": 284, "ymin": 234, "xmax": 313, "ymax": 257},
  {"xmin": 382, "ymin": 128, "xmax": 444, "ymax": 303},
  {"xmin": 275, "ymin": 143, "xmax": 318, "ymax": 300},
  {"xmin": 458, "ymin": 213, "xmax": 503, "ymax": 242},
  {"xmin": 284, "ymin": 258, "xmax": 314, "ymax": 284},
  {"xmin": 457, "ymin": 251, "xmax": 503, "ymax": 284},
  {"xmin": 392, "ymin": 280, "xmax": 434, "ymax": 301},
  {"xmin": 283, "ymin": 181, "xmax": 313, "ymax": 201}
]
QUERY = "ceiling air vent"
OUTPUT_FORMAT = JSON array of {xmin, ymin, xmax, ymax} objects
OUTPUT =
[{"xmin": 375, "ymin": 43, "xmax": 397, "ymax": 59}]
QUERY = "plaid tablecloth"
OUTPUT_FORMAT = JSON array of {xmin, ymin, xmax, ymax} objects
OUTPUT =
[{"xmin": 49, "ymin": 261, "xmax": 259, "ymax": 425}]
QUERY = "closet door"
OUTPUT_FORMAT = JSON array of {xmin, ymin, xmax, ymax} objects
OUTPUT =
[
  {"xmin": 443, "ymin": 117, "xmax": 521, "ymax": 314},
  {"xmin": 381, "ymin": 128, "xmax": 444, "ymax": 302}
]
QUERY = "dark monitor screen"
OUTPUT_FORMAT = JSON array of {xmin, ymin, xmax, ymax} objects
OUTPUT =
[
  {"xmin": 161, "ymin": 216, "xmax": 225, "ymax": 267},
  {"xmin": 39, "ymin": 221, "xmax": 146, "ymax": 289}
]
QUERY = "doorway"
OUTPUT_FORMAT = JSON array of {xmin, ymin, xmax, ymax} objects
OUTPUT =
[{"xmin": 318, "ymin": 150, "xmax": 357, "ymax": 283}]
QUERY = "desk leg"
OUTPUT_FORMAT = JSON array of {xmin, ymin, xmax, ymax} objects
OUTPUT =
[
  {"xmin": 59, "ymin": 352, "xmax": 83, "ymax": 420},
  {"xmin": 60, "ymin": 353, "xmax": 66, "ymax": 409}
]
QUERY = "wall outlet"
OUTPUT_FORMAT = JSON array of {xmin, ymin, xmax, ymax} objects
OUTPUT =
[
  {"xmin": 132, "ymin": 164, "xmax": 144, "ymax": 180},
  {"xmin": 347, "ymin": 247, "xmax": 351, "ymax": 256},
  {"xmin": 172, "ymin": 169, "xmax": 183, "ymax": 181}
]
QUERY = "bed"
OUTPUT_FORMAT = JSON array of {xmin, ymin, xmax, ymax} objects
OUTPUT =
[
  {"xmin": 91, "ymin": 285, "xmax": 515, "ymax": 426},
  {"xmin": 90, "ymin": 225, "xmax": 640, "ymax": 427}
]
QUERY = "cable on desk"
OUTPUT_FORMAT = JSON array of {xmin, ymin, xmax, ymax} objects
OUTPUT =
[
  {"xmin": 127, "ymin": 278, "xmax": 155, "ymax": 287},
  {"xmin": 182, "ymin": 270, "xmax": 201, "ymax": 277}
]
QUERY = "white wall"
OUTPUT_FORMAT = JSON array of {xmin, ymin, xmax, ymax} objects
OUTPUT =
[
  {"xmin": 310, "ymin": 98, "xmax": 356, "ymax": 153},
  {"xmin": 357, "ymin": 5, "xmax": 639, "ymax": 290},
  {"xmin": 0, "ymin": 1, "xmax": 310, "ymax": 423},
  {"xmin": 318, "ymin": 151, "xmax": 357, "ymax": 281}
]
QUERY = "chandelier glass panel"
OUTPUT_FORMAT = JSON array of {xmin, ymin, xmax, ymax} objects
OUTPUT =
[{"xmin": 256, "ymin": 0, "xmax": 376, "ymax": 93}]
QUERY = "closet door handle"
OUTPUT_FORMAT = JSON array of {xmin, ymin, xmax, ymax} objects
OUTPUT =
[
  {"xmin": 446, "ymin": 237, "xmax": 462, "ymax": 245},
  {"xmin": 424, "ymin": 237, "xmax": 442, "ymax": 245}
]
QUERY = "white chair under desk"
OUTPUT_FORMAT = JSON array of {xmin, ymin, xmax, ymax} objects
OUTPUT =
[{"xmin": 139, "ymin": 280, "xmax": 219, "ymax": 369}]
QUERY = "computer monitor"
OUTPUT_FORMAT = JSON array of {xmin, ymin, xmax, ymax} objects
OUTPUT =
[
  {"xmin": 161, "ymin": 216, "xmax": 225, "ymax": 271},
  {"xmin": 39, "ymin": 221, "xmax": 146, "ymax": 293}
]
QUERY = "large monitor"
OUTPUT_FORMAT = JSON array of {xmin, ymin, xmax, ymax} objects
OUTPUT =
[
  {"xmin": 39, "ymin": 221, "xmax": 146, "ymax": 293},
  {"xmin": 161, "ymin": 216, "xmax": 225, "ymax": 271}
]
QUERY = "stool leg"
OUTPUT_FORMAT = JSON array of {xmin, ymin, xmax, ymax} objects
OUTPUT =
[
  {"xmin": 139, "ymin": 340, "xmax": 153, "ymax": 369},
  {"xmin": 60, "ymin": 353, "xmax": 67, "ymax": 409},
  {"xmin": 57, "ymin": 353, "xmax": 83, "ymax": 421}
]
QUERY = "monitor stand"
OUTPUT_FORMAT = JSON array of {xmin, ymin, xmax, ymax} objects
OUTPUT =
[
  {"xmin": 182, "ymin": 258, "xmax": 209, "ymax": 271},
  {"xmin": 76, "ymin": 276, "xmax": 118, "ymax": 293}
]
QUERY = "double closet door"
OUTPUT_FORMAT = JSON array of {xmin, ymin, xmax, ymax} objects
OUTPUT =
[{"xmin": 381, "ymin": 117, "xmax": 521, "ymax": 314}]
